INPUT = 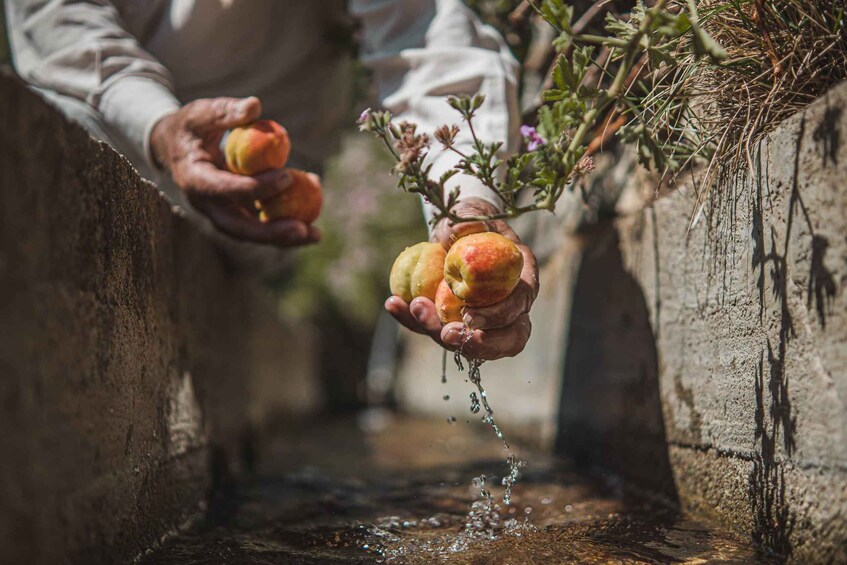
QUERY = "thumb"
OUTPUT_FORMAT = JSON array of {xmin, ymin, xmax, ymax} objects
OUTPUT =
[
  {"xmin": 431, "ymin": 197, "xmax": 502, "ymax": 249},
  {"xmin": 433, "ymin": 217, "xmax": 488, "ymax": 250},
  {"xmin": 188, "ymin": 96, "xmax": 262, "ymax": 132}
]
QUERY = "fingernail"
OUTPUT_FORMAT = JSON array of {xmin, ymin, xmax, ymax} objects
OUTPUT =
[
  {"xmin": 443, "ymin": 326, "xmax": 461, "ymax": 345},
  {"xmin": 410, "ymin": 302, "xmax": 426, "ymax": 321}
]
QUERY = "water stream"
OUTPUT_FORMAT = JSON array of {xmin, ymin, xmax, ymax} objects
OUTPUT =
[
  {"xmin": 451, "ymin": 329, "xmax": 526, "ymax": 510},
  {"xmin": 141, "ymin": 416, "xmax": 777, "ymax": 564}
]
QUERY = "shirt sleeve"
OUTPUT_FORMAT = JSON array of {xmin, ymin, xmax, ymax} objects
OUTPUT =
[
  {"xmin": 4, "ymin": 0, "xmax": 181, "ymax": 169},
  {"xmin": 350, "ymin": 0, "xmax": 520, "ymax": 221}
]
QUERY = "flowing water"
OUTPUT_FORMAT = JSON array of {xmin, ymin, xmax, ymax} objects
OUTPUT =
[
  {"xmin": 451, "ymin": 331, "xmax": 526, "ymax": 509},
  {"xmin": 141, "ymin": 416, "xmax": 777, "ymax": 564}
]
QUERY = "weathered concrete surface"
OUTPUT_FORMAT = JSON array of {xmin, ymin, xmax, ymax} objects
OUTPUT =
[
  {"xmin": 0, "ymin": 73, "xmax": 318, "ymax": 563},
  {"xmin": 553, "ymin": 82, "xmax": 847, "ymax": 561},
  {"xmin": 611, "ymin": 82, "xmax": 847, "ymax": 562}
]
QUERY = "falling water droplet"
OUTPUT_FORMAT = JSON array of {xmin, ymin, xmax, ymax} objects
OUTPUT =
[{"xmin": 469, "ymin": 392, "xmax": 481, "ymax": 414}]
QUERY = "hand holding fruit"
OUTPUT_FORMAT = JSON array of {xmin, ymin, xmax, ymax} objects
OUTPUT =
[
  {"xmin": 385, "ymin": 198, "xmax": 538, "ymax": 360},
  {"xmin": 150, "ymin": 96, "xmax": 320, "ymax": 247}
]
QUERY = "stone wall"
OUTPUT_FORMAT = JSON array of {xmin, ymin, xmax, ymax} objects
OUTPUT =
[
  {"xmin": 0, "ymin": 74, "xmax": 318, "ymax": 563},
  {"xmin": 611, "ymin": 82, "xmax": 847, "ymax": 562},
  {"xmin": 552, "ymin": 82, "xmax": 847, "ymax": 561}
]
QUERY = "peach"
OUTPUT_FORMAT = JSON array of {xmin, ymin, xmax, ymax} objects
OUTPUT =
[
  {"xmin": 444, "ymin": 232, "xmax": 523, "ymax": 307},
  {"xmin": 435, "ymin": 279, "xmax": 465, "ymax": 324},
  {"xmin": 257, "ymin": 169, "xmax": 323, "ymax": 224},
  {"xmin": 225, "ymin": 119, "xmax": 291, "ymax": 175},
  {"xmin": 389, "ymin": 242, "xmax": 447, "ymax": 302}
]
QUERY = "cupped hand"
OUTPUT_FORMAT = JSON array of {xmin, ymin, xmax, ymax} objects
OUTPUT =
[
  {"xmin": 385, "ymin": 197, "xmax": 539, "ymax": 360},
  {"xmin": 151, "ymin": 96, "xmax": 319, "ymax": 247}
]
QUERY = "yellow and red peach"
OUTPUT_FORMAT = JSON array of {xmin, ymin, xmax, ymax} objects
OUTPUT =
[
  {"xmin": 389, "ymin": 242, "xmax": 447, "ymax": 303},
  {"xmin": 444, "ymin": 232, "xmax": 523, "ymax": 307},
  {"xmin": 225, "ymin": 119, "xmax": 291, "ymax": 175},
  {"xmin": 435, "ymin": 279, "xmax": 466, "ymax": 324},
  {"xmin": 257, "ymin": 169, "xmax": 323, "ymax": 224}
]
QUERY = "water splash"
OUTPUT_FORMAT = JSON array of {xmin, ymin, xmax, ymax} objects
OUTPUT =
[
  {"xmin": 502, "ymin": 454, "xmax": 527, "ymax": 506},
  {"xmin": 452, "ymin": 326, "xmax": 526, "ymax": 509},
  {"xmin": 464, "ymin": 475, "xmax": 501, "ymax": 540}
]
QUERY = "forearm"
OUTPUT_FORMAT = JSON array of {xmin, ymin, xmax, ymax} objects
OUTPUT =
[
  {"xmin": 353, "ymin": 0, "xmax": 520, "ymax": 219},
  {"xmin": 5, "ymin": 0, "xmax": 180, "ymax": 169}
]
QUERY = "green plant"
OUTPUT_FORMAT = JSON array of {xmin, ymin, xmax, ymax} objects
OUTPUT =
[{"xmin": 359, "ymin": 0, "xmax": 727, "ymax": 225}]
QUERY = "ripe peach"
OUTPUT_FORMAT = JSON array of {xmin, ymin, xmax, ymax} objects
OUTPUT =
[
  {"xmin": 389, "ymin": 242, "xmax": 447, "ymax": 302},
  {"xmin": 225, "ymin": 119, "xmax": 291, "ymax": 175},
  {"xmin": 257, "ymin": 169, "xmax": 323, "ymax": 224},
  {"xmin": 444, "ymin": 232, "xmax": 523, "ymax": 307},
  {"xmin": 435, "ymin": 279, "xmax": 465, "ymax": 324}
]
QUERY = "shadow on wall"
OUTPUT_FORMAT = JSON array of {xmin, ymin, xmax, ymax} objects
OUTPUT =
[
  {"xmin": 554, "ymin": 221, "xmax": 678, "ymax": 504},
  {"xmin": 745, "ymin": 108, "xmax": 840, "ymax": 560}
]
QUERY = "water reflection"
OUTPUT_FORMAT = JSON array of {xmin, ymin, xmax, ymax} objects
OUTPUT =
[{"xmin": 142, "ymin": 417, "xmax": 775, "ymax": 564}]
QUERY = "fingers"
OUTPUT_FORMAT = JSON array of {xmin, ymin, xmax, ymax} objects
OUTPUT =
[
  {"xmin": 186, "ymin": 97, "xmax": 262, "ymax": 132},
  {"xmin": 432, "ymin": 197, "xmax": 498, "ymax": 248},
  {"xmin": 395, "ymin": 196, "xmax": 539, "ymax": 360},
  {"xmin": 183, "ymin": 163, "xmax": 293, "ymax": 203},
  {"xmin": 408, "ymin": 297, "xmax": 446, "ymax": 338},
  {"xmin": 198, "ymin": 201, "xmax": 320, "ymax": 247},
  {"xmin": 384, "ymin": 297, "xmax": 444, "ymax": 341},
  {"xmin": 441, "ymin": 314, "xmax": 532, "ymax": 361},
  {"xmin": 250, "ymin": 168, "xmax": 294, "ymax": 200},
  {"xmin": 385, "ymin": 296, "xmax": 426, "ymax": 334},
  {"xmin": 464, "ymin": 279, "xmax": 534, "ymax": 330},
  {"xmin": 462, "ymin": 238, "xmax": 538, "ymax": 329},
  {"xmin": 182, "ymin": 161, "xmax": 260, "ymax": 201},
  {"xmin": 386, "ymin": 297, "xmax": 534, "ymax": 360},
  {"xmin": 431, "ymin": 197, "xmax": 518, "ymax": 249}
]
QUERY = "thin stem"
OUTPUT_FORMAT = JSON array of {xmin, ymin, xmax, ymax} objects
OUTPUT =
[
  {"xmin": 447, "ymin": 146, "xmax": 471, "ymax": 160},
  {"xmin": 466, "ymin": 117, "xmax": 483, "ymax": 153},
  {"xmin": 575, "ymin": 34, "xmax": 629, "ymax": 47},
  {"xmin": 379, "ymin": 132, "xmax": 400, "ymax": 160}
]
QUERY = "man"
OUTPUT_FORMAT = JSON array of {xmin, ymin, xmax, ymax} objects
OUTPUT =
[{"xmin": 5, "ymin": 0, "xmax": 537, "ymax": 359}]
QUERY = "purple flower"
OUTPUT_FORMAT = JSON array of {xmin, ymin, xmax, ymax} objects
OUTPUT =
[
  {"xmin": 520, "ymin": 125, "xmax": 546, "ymax": 151},
  {"xmin": 358, "ymin": 108, "xmax": 372, "ymax": 123}
]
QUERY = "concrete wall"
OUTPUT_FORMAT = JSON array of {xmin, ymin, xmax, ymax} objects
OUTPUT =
[
  {"xmin": 0, "ymin": 74, "xmax": 319, "ymax": 563},
  {"xmin": 612, "ymin": 82, "xmax": 847, "ymax": 562},
  {"xmin": 557, "ymin": 83, "xmax": 847, "ymax": 561},
  {"xmin": 395, "ymin": 82, "xmax": 847, "ymax": 560}
]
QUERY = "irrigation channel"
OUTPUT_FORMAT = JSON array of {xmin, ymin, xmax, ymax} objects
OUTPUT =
[{"xmin": 141, "ymin": 416, "xmax": 776, "ymax": 564}]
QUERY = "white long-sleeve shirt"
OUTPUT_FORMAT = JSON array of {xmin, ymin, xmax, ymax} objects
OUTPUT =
[{"xmin": 5, "ymin": 0, "xmax": 519, "ymax": 210}]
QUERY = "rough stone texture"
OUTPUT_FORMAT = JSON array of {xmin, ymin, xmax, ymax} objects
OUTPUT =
[
  {"xmin": 612, "ymin": 81, "xmax": 847, "ymax": 562},
  {"xmin": 552, "ymin": 82, "xmax": 847, "ymax": 561},
  {"xmin": 0, "ymin": 74, "xmax": 319, "ymax": 563}
]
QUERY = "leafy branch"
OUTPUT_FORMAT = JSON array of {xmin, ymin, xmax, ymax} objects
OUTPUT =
[{"xmin": 359, "ymin": 0, "xmax": 726, "ymax": 225}]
